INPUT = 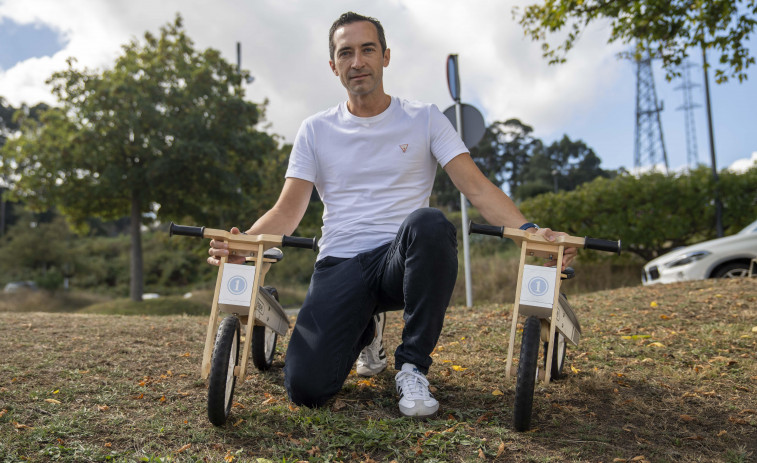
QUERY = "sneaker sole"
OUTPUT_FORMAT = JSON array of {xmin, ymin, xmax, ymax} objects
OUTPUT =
[
  {"xmin": 399, "ymin": 400, "xmax": 439, "ymax": 418},
  {"xmin": 356, "ymin": 363, "xmax": 387, "ymax": 377}
]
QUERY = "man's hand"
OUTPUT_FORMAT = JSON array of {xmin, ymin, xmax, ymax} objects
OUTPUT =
[
  {"xmin": 533, "ymin": 228, "xmax": 577, "ymax": 270},
  {"xmin": 207, "ymin": 227, "xmax": 247, "ymax": 266}
]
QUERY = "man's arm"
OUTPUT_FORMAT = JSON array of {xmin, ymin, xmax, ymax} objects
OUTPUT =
[
  {"xmin": 207, "ymin": 177, "xmax": 314, "ymax": 266},
  {"xmin": 443, "ymin": 153, "xmax": 527, "ymax": 228},
  {"xmin": 443, "ymin": 153, "xmax": 576, "ymax": 267}
]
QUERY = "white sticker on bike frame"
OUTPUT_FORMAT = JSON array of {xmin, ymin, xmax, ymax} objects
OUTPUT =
[{"xmin": 218, "ymin": 263, "xmax": 256, "ymax": 310}]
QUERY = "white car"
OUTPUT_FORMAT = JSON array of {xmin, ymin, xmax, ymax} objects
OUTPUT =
[{"xmin": 642, "ymin": 219, "xmax": 757, "ymax": 285}]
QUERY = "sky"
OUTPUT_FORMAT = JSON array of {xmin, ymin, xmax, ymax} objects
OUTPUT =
[{"xmin": 1, "ymin": 0, "xmax": 755, "ymax": 174}]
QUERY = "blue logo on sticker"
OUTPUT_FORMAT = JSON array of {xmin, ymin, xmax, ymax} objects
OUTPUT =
[
  {"xmin": 227, "ymin": 276, "xmax": 248, "ymax": 295},
  {"xmin": 527, "ymin": 276, "xmax": 549, "ymax": 297}
]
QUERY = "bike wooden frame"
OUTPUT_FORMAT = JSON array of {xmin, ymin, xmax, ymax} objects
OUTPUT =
[
  {"xmin": 468, "ymin": 223, "xmax": 620, "ymax": 386},
  {"xmin": 504, "ymin": 228, "xmax": 586, "ymax": 385},
  {"xmin": 201, "ymin": 228, "xmax": 287, "ymax": 381},
  {"xmin": 169, "ymin": 223, "xmax": 316, "ymax": 382}
]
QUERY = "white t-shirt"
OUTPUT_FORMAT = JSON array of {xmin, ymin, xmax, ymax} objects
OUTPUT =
[{"xmin": 286, "ymin": 96, "xmax": 468, "ymax": 259}]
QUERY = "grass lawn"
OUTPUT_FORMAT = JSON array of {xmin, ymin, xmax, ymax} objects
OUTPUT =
[{"xmin": 1, "ymin": 278, "xmax": 755, "ymax": 462}]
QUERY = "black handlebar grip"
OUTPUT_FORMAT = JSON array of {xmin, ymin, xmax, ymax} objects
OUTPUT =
[
  {"xmin": 169, "ymin": 222, "xmax": 205, "ymax": 238},
  {"xmin": 468, "ymin": 221, "xmax": 504, "ymax": 237},
  {"xmin": 584, "ymin": 237, "xmax": 622, "ymax": 255},
  {"xmin": 282, "ymin": 235, "xmax": 319, "ymax": 252}
]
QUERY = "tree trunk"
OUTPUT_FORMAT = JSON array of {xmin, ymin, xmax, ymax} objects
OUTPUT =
[{"xmin": 130, "ymin": 189, "xmax": 144, "ymax": 302}]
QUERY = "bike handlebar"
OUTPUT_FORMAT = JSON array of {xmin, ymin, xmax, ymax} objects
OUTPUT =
[
  {"xmin": 469, "ymin": 222, "xmax": 504, "ymax": 237},
  {"xmin": 468, "ymin": 221, "xmax": 621, "ymax": 255},
  {"xmin": 169, "ymin": 222, "xmax": 319, "ymax": 252},
  {"xmin": 583, "ymin": 237, "xmax": 621, "ymax": 255},
  {"xmin": 169, "ymin": 223, "xmax": 205, "ymax": 238},
  {"xmin": 281, "ymin": 235, "xmax": 319, "ymax": 251}
]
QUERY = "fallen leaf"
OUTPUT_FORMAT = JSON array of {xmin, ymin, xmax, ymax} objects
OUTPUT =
[
  {"xmin": 496, "ymin": 442, "xmax": 505, "ymax": 458},
  {"xmin": 233, "ymin": 418, "xmax": 244, "ymax": 427},
  {"xmin": 52, "ymin": 390, "xmax": 59, "ymax": 394},
  {"xmin": 650, "ymin": 301, "xmax": 658, "ymax": 308},
  {"xmin": 104, "ymin": 442, "xmax": 111, "ymax": 448},
  {"xmin": 332, "ymin": 399, "xmax": 348, "ymax": 411},
  {"xmin": 492, "ymin": 389, "xmax": 504, "ymax": 396},
  {"xmin": 478, "ymin": 448, "xmax": 485, "ymax": 459},
  {"xmin": 0, "ymin": 409, "xmax": 6, "ymax": 418},
  {"xmin": 175, "ymin": 444, "xmax": 191, "ymax": 453},
  {"xmin": 660, "ymin": 314, "xmax": 670, "ymax": 320},
  {"xmin": 647, "ymin": 342, "xmax": 665, "ymax": 348},
  {"xmin": 357, "ymin": 378, "xmax": 377, "ymax": 387},
  {"xmin": 451, "ymin": 365, "xmax": 467, "ymax": 371},
  {"xmin": 679, "ymin": 414, "xmax": 695, "ymax": 422},
  {"xmin": 97, "ymin": 405, "xmax": 109, "ymax": 412},
  {"xmin": 571, "ymin": 365, "xmax": 580, "ymax": 374},
  {"xmin": 717, "ymin": 430, "xmax": 727, "ymax": 437},
  {"xmin": 44, "ymin": 398, "xmax": 61, "ymax": 404},
  {"xmin": 13, "ymin": 422, "xmax": 32, "ymax": 430}
]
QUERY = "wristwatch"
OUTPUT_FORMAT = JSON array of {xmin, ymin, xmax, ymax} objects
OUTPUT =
[{"xmin": 518, "ymin": 222, "xmax": 540, "ymax": 231}]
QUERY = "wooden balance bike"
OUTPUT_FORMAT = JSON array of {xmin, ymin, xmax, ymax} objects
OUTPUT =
[
  {"xmin": 168, "ymin": 223, "xmax": 317, "ymax": 426},
  {"xmin": 468, "ymin": 222, "xmax": 621, "ymax": 431}
]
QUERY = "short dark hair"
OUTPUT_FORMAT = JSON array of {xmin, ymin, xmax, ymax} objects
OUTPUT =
[{"xmin": 328, "ymin": 12, "xmax": 387, "ymax": 61}]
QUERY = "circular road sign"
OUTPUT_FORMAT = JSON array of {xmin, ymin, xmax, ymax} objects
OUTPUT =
[{"xmin": 443, "ymin": 103, "xmax": 486, "ymax": 149}]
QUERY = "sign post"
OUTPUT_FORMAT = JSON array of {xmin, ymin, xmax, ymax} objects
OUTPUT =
[{"xmin": 446, "ymin": 54, "xmax": 473, "ymax": 308}]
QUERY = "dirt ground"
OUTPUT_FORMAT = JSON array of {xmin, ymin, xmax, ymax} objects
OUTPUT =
[{"xmin": 1, "ymin": 278, "xmax": 755, "ymax": 462}]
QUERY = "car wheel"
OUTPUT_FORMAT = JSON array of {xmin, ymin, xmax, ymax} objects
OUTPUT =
[{"xmin": 712, "ymin": 262, "xmax": 750, "ymax": 279}]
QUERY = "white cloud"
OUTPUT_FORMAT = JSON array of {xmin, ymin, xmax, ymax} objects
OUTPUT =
[
  {"xmin": 0, "ymin": 0, "xmax": 753, "ymax": 171},
  {"xmin": 728, "ymin": 152, "xmax": 757, "ymax": 173}
]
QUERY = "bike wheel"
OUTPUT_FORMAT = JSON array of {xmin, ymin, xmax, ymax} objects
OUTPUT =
[
  {"xmin": 207, "ymin": 316, "xmax": 240, "ymax": 426},
  {"xmin": 513, "ymin": 316, "xmax": 541, "ymax": 432},
  {"xmin": 544, "ymin": 331, "xmax": 566, "ymax": 380},
  {"xmin": 251, "ymin": 287, "xmax": 279, "ymax": 371}
]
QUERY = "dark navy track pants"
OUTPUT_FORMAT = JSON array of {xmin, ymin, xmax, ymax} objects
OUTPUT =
[{"xmin": 283, "ymin": 208, "xmax": 458, "ymax": 407}]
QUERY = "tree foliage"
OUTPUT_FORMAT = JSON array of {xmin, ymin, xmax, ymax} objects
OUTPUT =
[
  {"xmin": 431, "ymin": 119, "xmax": 612, "ymax": 208},
  {"xmin": 1, "ymin": 16, "xmax": 287, "ymax": 300},
  {"xmin": 520, "ymin": 166, "xmax": 757, "ymax": 260},
  {"xmin": 515, "ymin": 0, "xmax": 757, "ymax": 82}
]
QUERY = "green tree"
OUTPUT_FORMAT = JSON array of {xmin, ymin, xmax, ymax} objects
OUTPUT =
[
  {"xmin": 2, "ymin": 16, "xmax": 286, "ymax": 301},
  {"xmin": 515, "ymin": 0, "xmax": 756, "ymax": 82},
  {"xmin": 517, "ymin": 135, "xmax": 614, "ymax": 200}
]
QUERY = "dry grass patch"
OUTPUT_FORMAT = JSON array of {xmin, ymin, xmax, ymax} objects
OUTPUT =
[{"xmin": 1, "ymin": 278, "xmax": 755, "ymax": 462}]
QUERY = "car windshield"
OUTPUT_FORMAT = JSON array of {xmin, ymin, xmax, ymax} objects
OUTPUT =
[{"xmin": 739, "ymin": 219, "xmax": 757, "ymax": 235}]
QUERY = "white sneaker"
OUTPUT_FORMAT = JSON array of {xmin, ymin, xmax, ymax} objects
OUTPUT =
[
  {"xmin": 395, "ymin": 363, "xmax": 439, "ymax": 417},
  {"xmin": 356, "ymin": 312, "xmax": 387, "ymax": 377}
]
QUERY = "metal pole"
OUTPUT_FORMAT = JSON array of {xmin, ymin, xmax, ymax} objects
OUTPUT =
[
  {"xmin": 455, "ymin": 101, "xmax": 473, "ymax": 308},
  {"xmin": 701, "ymin": 45, "xmax": 724, "ymax": 237}
]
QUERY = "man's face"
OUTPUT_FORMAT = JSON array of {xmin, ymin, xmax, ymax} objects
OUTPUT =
[{"xmin": 329, "ymin": 21, "xmax": 390, "ymax": 97}]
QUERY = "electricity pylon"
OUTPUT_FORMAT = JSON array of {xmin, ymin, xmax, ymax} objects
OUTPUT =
[{"xmin": 634, "ymin": 52, "xmax": 669, "ymax": 172}]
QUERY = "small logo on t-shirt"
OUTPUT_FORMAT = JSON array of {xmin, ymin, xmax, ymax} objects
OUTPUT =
[{"xmin": 399, "ymin": 144, "xmax": 409, "ymax": 153}]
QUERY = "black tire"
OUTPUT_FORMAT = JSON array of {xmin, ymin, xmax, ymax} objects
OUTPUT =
[
  {"xmin": 513, "ymin": 316, "xmax": 541, "ymax": 432},
  {"xmin": 207, "ymin": 316, "xmax": 240, "ymax": 426},
  {"xmin": 544, "ymin": 332, "xmax": 566, "ymax": 380},
  {"xmin": 251, "ymin": 287, "xmax": 279, "ymax": 371},
  {"xmin": 712, "ymin": 262, "xmax": 750, "ymax": 279}
]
